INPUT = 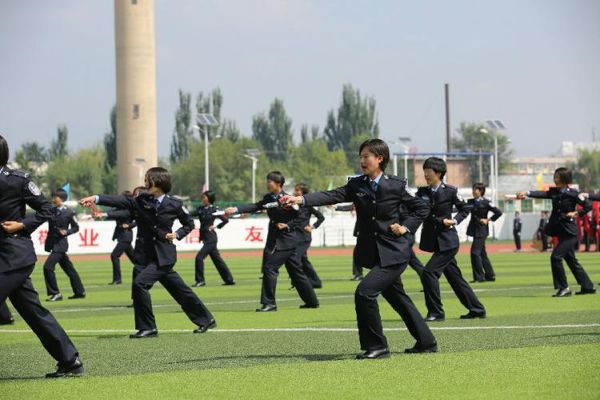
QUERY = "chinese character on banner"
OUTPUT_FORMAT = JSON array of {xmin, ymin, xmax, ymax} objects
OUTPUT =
[
  {"xmin": 78, "ymin": 228, "xmax": 99, "ymax": 247},
  {"xmin": 37, "ymin": 229, "xmax": 48, "ymax": 245},
  {"xmin": 244, "ymin": 226, "xmax": 264, "ymax": 242},
  {"xmin": 185, "ymin": 229, "xmax": 201, "ymax": 244}
]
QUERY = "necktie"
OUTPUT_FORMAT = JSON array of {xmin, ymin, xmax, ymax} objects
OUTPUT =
[
  {"xmin": 154, "ymin": 199, "xmax": 160, "ymax": 210},
  {"xmin": 370, "ymin": 180, "xmax": 378, "ymax": 193}
]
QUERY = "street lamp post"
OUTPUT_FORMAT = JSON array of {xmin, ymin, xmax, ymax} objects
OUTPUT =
[
  {"xmin": 399, "ymin": 137, "xmax": 411, "ymax": 181},
  {"xmin": 194, "ymin": 113, "xmax": 220, "ymax": 191},
  {"xmin": 244, "ymin": 149, "xmax": 260, "ymax": 203},
  {"xmin": 482, "ymin": 120, "xmax": 507, "ymax": 240}
]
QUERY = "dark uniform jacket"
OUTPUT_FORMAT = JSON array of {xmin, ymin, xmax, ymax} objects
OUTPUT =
[
  {"xmin": 192, "ymin": 204, "xmax": 228, "ymax": 244},
  {"xmin": 416, "ymin": 183, "xmax": 471, "ymax": 253},
  {"xmin": 237, "ymin": 192, "xmax": 302, "ymax": 251},
  {"xmin": 528, "ymin": 188, "xmax": 590, "ymax": 237},
  {"xmin": 295, "ymin": 206, "xmax": 325, "ymax": 243},
  {"xmin": 44, "ymin": 206, "xmax": 79, "ymax": 253},
  {"xmin": 513, "ymin": 218, "xmax": 522, "ymax": 233},
  {"xmin": 538, "ymin": 217, "xmax": 549, "ymax": 233},
  {"xmin": 97, "ymin": 193, "xmax": 195, "ymax": 267},
  {"xmin": 105, "ymin": 208, "xmax": 137, "ymax": 242},
  {"xmin": 0, "ymin": 167, "xmax": 54, "ymax": 272},
  {"xmin": 303, "ymin": 174, "xmax": 429, "ymax": 268},
  {"xmin": 466, "ymin": 197, "xmax": 502, "ymax": 238}
]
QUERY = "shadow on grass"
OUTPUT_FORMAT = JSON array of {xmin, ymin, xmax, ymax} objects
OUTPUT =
[
  {"xmin": 531, "ymin": 332, "xmax": 600, "ymax": 339},
  {"xmin": 0, "ymin": 375, "xmax": 48, "ymax": 381},
  {"xmin": 168, "ymin": 352, "xmax": 349, "ymax": 366}
]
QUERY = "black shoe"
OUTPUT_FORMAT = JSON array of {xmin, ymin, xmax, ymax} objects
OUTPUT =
[
  {"xmin": 192, "ymin": 282, "xmax": 206, "ymax": 288},
  {"xmin": 299, "ymin": 303, "xmax": 320, "ymax": 309},
  {"xmin": 47, "ymin": 294, "xmax": 63, "ymax": 302},
  {"xmin": 313, "ymin": 284, "xmax": 323, "ymax": 289},
  {"xmin": 486, "ymin": 277, "xmax": 496, "ymax": 282},
  {"xmin": 45, "ymin": 357, "xmax": 84, "ymax": 378},
  {"xmin": 424, "ymin": 314, "xmax": 445, "ymax": 322},
  {"xmin": 68, "ymin": 293, "xmax": 86, "ymax": 300},
  {"xmin": 109, "ymin": 280, "xmax": 122, "ymax": 285},
  {"xmin": 129, "ymin": 329, "xmax": 158, "ymax": 339},
  {"xmin": 552, "ymin": 288, "xmax": 572, "ymax": 297},
  {"xmin": 193, "ymin": 319, "xmax": 217, "ymax": 333},
  {"xmin": 0, "ymin": 318, "xmax": 15, "ymax": 326},
  {"xmin": 356, "ymin": 348, "xmax": 391, "ymax": 359},
  {"xmin": 575, "ymin": 288, "xmax": 596, "ymax": 295},
  {"xmin": 256, "ymin": 304, "xmax": 277, "ymax": 312},
  {"xmin": 405, "ymin": 342, "xmax": 438, "ymax": 354},
  {"xmin": 222, "ymin": 281, "xmax": 236, "ymax": 286},
  {"xmin": 460, "ymin": 311, "xmax": 486, "ymax": 319},
  {"xmin": 351, "ymin": 275, "xmax": 363, "ymax": 281}
]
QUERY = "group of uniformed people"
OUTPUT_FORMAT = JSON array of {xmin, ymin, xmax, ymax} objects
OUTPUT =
[{"xmin": 1, "ymin": 133, "xmax": 597, "ymax": 376}]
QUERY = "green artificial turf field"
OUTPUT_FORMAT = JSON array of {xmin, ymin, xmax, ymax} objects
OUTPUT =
[{"xmin": 1, "ymin": 249, "xmax": 599, "ymax": 399}]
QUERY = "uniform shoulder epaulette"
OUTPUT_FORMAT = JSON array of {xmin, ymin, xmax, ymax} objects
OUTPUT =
[
  {"xmin": 442, "ymin": 183, "xmax": 457, "ymax": 190},
  {"xmin": 167, "ymin": 195, "xmax": 183, "ymax": 205},
  {"xmin": 348, "ymin": 175, "xmax": 365, "ymax": 183},
  {"xmin": 384, "ymin": 175, "xmax": 406, "ymax": 183},
  {"xmin": 6, "ymin": 168, "xmax": 30, "ymax": 179}
]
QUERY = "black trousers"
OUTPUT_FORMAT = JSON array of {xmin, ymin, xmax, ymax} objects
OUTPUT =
[
  {"xmin": 540, "ymin": 231, "xmax": 549, "ymax": 251},
  {"xmin": 132, "ymin": 262, "xmax": 214, "ymax": 330},
  {"xmin": 470, "ymin": 236, "xmax": 495, "ymax": 281},
  {"xmin": 43, "ymin": 252, "xmax": 85, "ymax": 296},
  {"xmin": 111, "ymin": 240, "xmax": 135, "ymax": 282},
  {"xmin": 354, "ymin": 250, "xmax": 424, "ymax": 279},
  {"xmin": 408, "ymin": 250, "xmax": 425, "ymax": 278},
  {"xmin": 298, "ymin": 240, "xmax": 322, "ymax": 288},
  {"xmin": 261, "ymin": 247, "xmax": 319, "ymax": 307},
  {"xmin": 355, "ymin": 259, "xmax": 436, "ymax": 351},
  {"xmin": 0, "ymin": 265, "xmax": 79, "ymax": 366},
  {"xmin": 352, "ymin": 262, "xmax": 363, "ymax": 278},
  {"xmin": 422, "ymin": 248, "xmax": 486, "ymax": 317},
  {"xmin": 513, "ymin": 231, "xmax": 521, "ymax": 250},
  {"xmin": 0, "ymin": 300, "xmax": 13, "ymax": 322},
  {"xmin": 194, "ymin": 241, "xmax": 234, "ymax": 284},
  {"xmin": 550, "ymin": 236, "xmax": 594, "ymax": 291}
]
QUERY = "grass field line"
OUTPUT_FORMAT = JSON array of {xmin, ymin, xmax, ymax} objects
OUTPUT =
[
  {"xmin": 1, "ymin": 323, "xmax": 599, "ymax": 334},
  {"xmin": 40, "ymin": 284, "xmax": 558, "ymax": 314}
]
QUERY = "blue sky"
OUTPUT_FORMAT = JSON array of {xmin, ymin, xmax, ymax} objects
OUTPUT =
[{"xmin": 1, "ymin": 0, "xmax": 598, "ymax": 159}]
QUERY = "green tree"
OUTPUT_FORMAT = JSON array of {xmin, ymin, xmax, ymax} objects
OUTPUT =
[
  {"xmin": 14, "ymin": 141, "xmax": 47, "ymax": 183},
  {"xmin": 101, "ymin": 105, "xmax": 118, "ymax": 193},
  {"xmin": 103, "ymin": 105, "xmax": 117, "ymax": 170},
  {"xmin": 170, "ymin": 90, "xmax": 195, "ymax": 163},
  {"xmin": 324, "ymin": 84, "xmax": 379, "ymax": 162},
  {"xmin": 288, "ymin": 139, "xmax": 352, "ymax": 190},
  {"xmin": 45, "ymin": 146, "xmax": 106, "ymax": 199},
  {"xmin": 49, "ymin": 124, "xmax": 69, "ymax": 160},
  {"xmin": 451, "ymin": 122, "xmax": 513, "ymax": 185},
  {"xmin": 572, "ymin": 149, "xmax": 600, "ymax": 191},
  {"xmin": 252, "ymin": 98, "xmax": 293, "ymax": 161},
  {"xmin": 300, "ymin": 124, "xmax": 320, "ymax": 144},
  {"xmin": 170, "ymin": 138, "xmax": 272, "ymax": 202}
]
